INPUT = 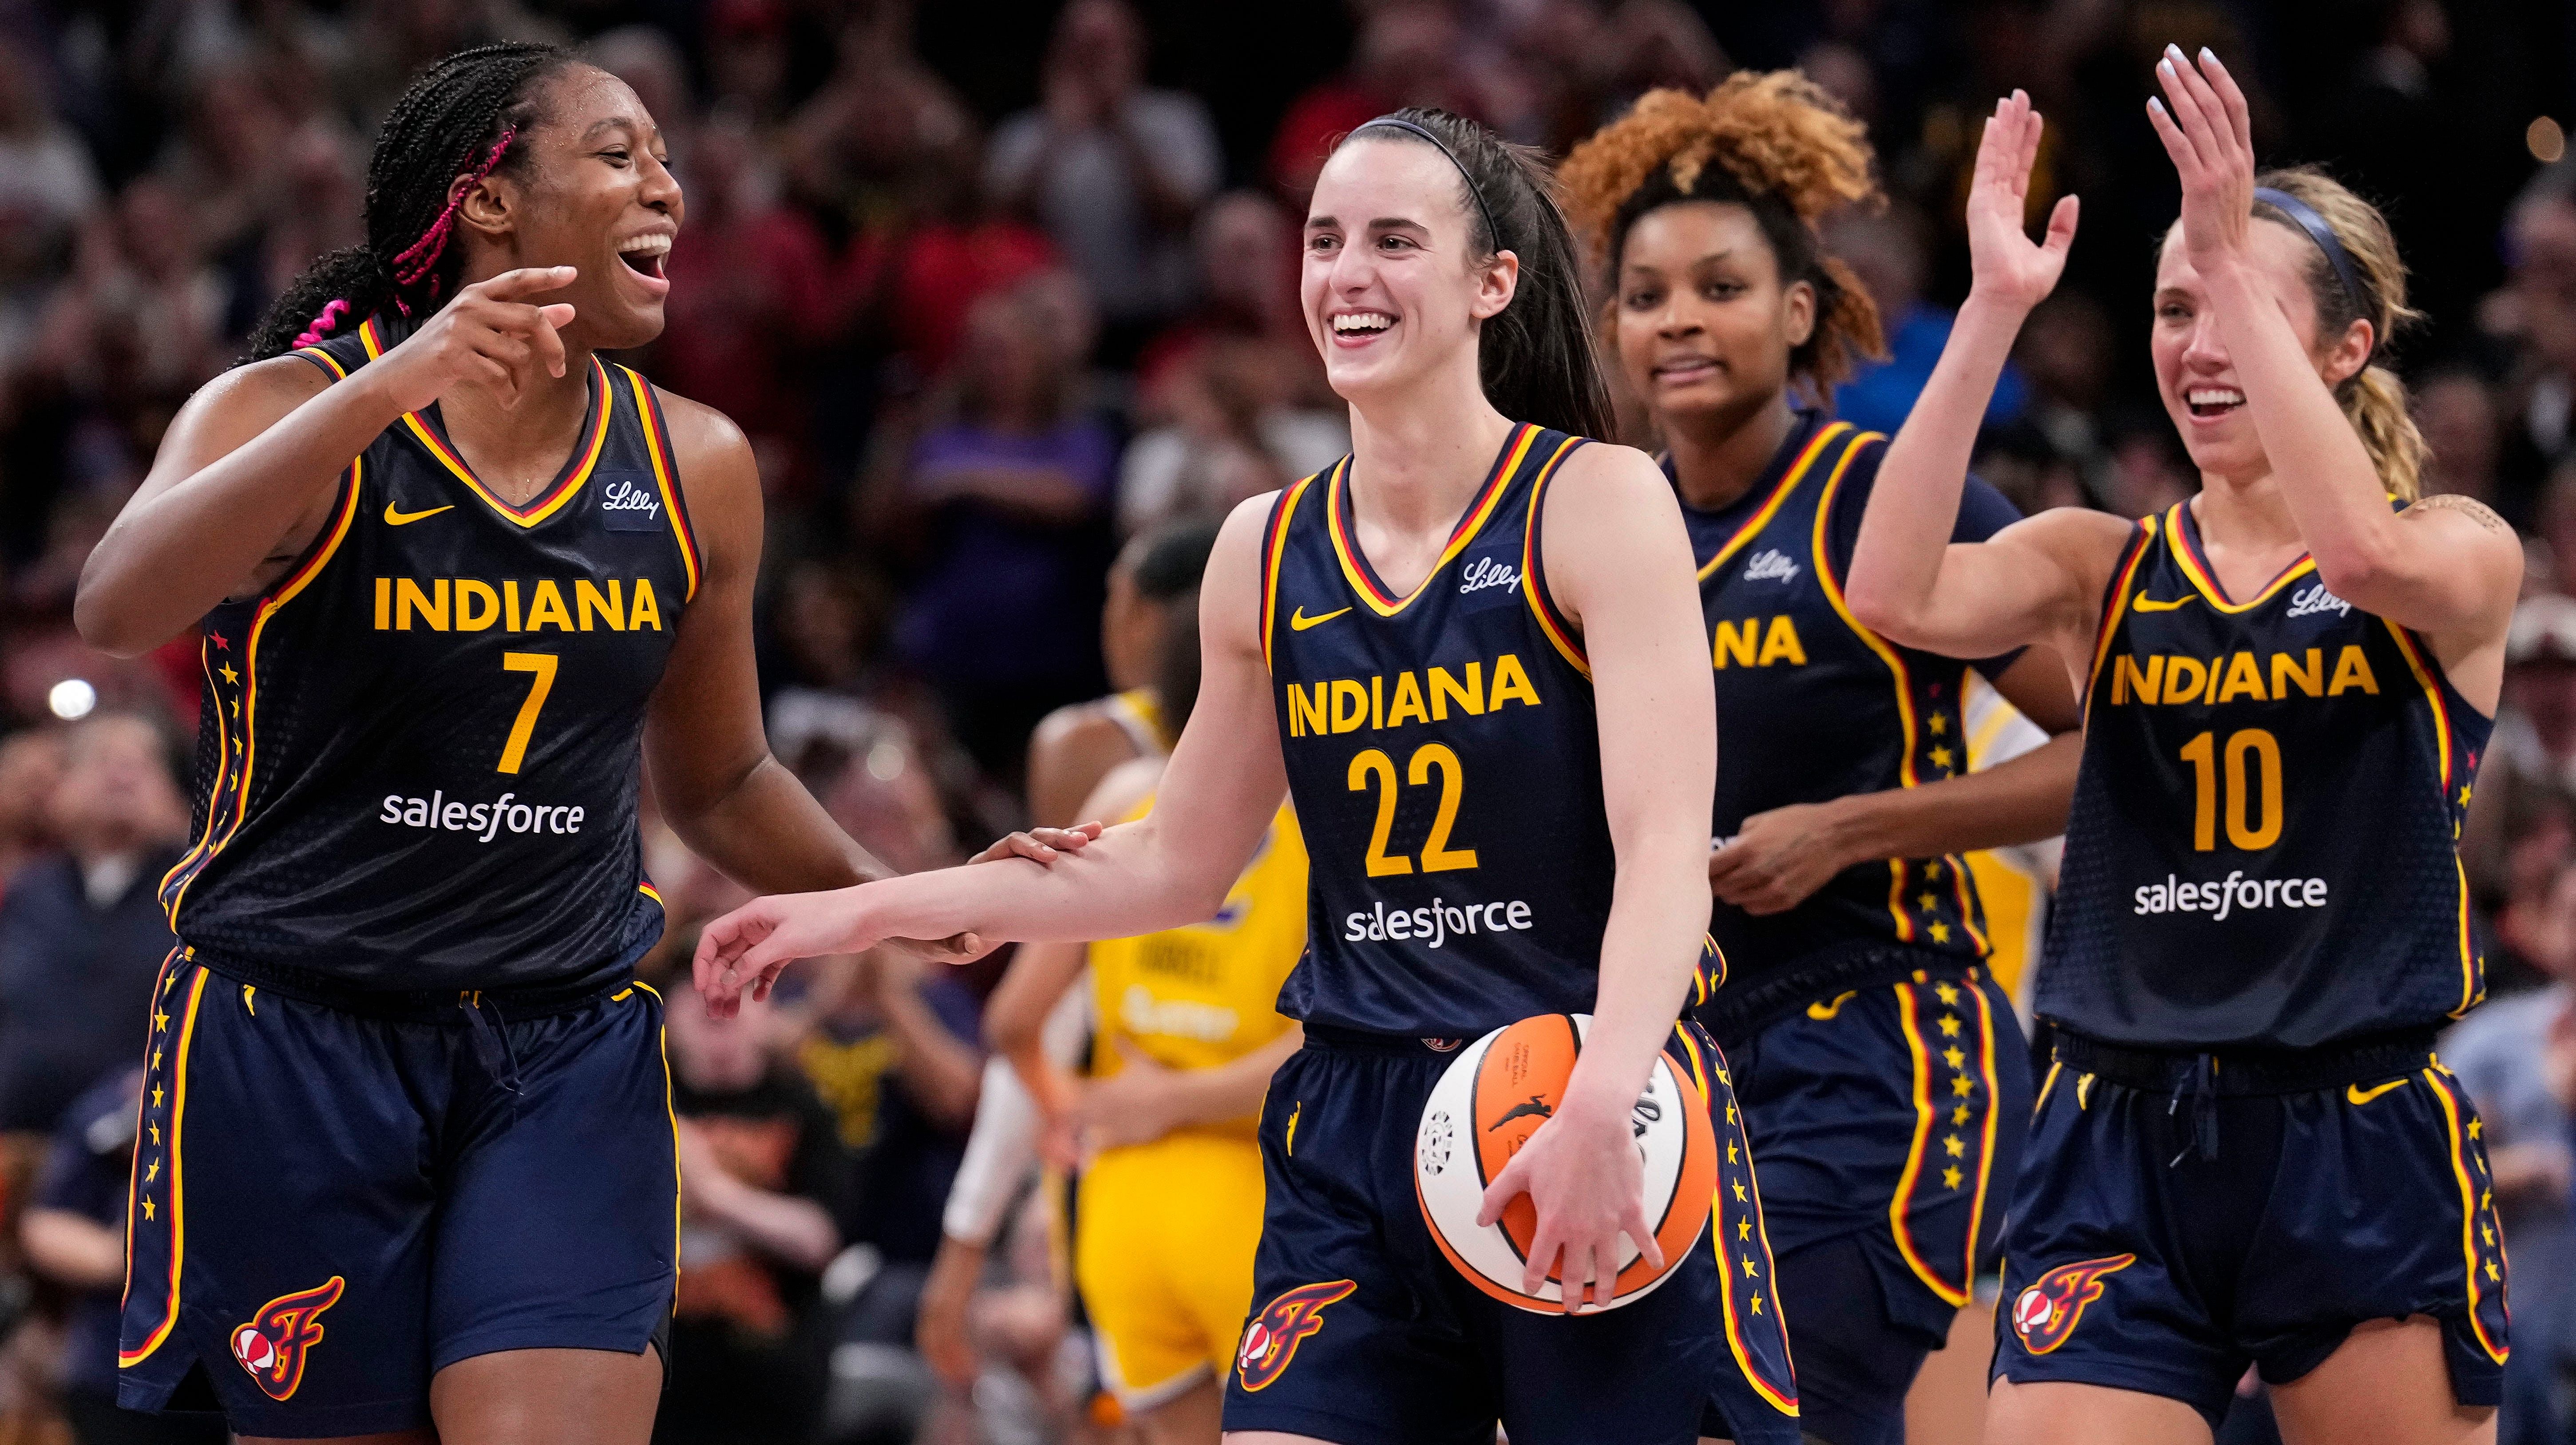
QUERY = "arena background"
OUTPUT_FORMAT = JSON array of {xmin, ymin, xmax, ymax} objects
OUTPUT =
[{"xmin": 0, "ymin": 0, "xmax": 2572, "ymax": 1443}]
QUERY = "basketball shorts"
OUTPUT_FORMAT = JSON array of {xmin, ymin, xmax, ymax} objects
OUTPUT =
[
  {"xmin": 1076, "ymin": 1132, "xmax": 1265, "ymax": 1410},
  {"xmin": 1993, "ymin": 1030, "xmax": 2509, "ymax": 1429},
  {"xmin": 119, "ymin": 952, "xmax": 678, "ymax": 1438},
  {"xmin": 1220, "ymin": 1023, "xmax": 1801, "ymax": 1445},
  {"xmin": 1713, "ymin": 958, "xmax": 2030, "ymax": 1445}
]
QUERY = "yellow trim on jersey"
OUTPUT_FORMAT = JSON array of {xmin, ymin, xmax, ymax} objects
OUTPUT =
[
  {"xmin": 2425, "ymin": 1065, "xmax": 2509, "ymax": 1365},
  {"xmin": 163, "ymin": 458, "xmax": 364, "ymax": 926},
  {"xmin": 634, "ymin": 980, "xmax": 685, "ymax": 1284},
  {"xmin": 1327, "ymin": 425, "xmax": 1535, "ymax": 618},
  {"xmin": 1260, "ymin": 476, "xmax": 1315, "ymax": 671},
  {"xmin": 2033, "ymin": 1058, "xmax": 2063, "ymax": 1117},
  {"xmin": 1694, "ymin": 422, "xmax": 1851, "ymax": 582},
  {"xmin": 398, "ymin": 357, "xmax": 612, "ymax": 530},
  {"xmin": 2384, "ymin": 620, "xmax": 2481, "ymax": 1018},
  {"xmin": 2084, "ymin": 515, "xmax": 2160, "ymax": 723},
  {"xmin": 119, "ymin": 967, "xmax": 209, "ymax": 1368},
  {"xmin": 621, "ymin": 366, "xmax": 702, "ymax": 601},
  {"xmin": 1681, "ymin": 1029, "xmax": 1798, "ymax": 1419},
  {"xmin": 1518, "ymin": 435, "xmax": 1591, "ymax": 678},
  {"xmin": 1888, "ymin": 982, "xmax": 1971, "ymax": 1306},
  {"xmin": 294, "ymin": 345, "xmax": 348, "ymax": 380},
  {"xmin": 2162, "ymin": 501, "xmax": 2317, "ymax": 613}
]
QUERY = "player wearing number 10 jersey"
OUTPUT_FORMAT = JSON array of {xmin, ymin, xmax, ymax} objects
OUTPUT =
[
  {"xmin": 74, "ymin": 45, "xmax": 1044, "ymax": 1445},
  {"xmin": 1848, "ymin": 69, "xmax": 2518, "ymax": 1445}
]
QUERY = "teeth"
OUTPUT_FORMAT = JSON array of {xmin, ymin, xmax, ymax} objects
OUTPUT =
[
  {"xmin": 619, "ymin": 235, "xmax": 672, "ymax": 257},
  {"xmin": 2187, "ymin": 388, "xmax": 2244, "ymax": 407},
  {"xmin": 1333, "ymin": 312, "xmax": 1393, "ymax": 333}
]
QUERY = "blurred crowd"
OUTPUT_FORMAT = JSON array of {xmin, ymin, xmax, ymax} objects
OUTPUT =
[{"xmin": 0, "ymin": 0, "xmax": 2571, "ymax": 1440}]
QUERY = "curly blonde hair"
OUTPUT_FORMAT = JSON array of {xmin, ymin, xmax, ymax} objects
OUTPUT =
[{"xmin": 1558, "ymin": 71, "xmax": 1888, "ymax": 399}]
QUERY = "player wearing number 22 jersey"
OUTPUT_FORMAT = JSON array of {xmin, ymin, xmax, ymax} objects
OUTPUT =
[
  {"xmin": 1230, "ymin": 422, "xmax": 1801, "ymax": 1445},
  {"xmin": 120, "ymin": 310, "xmax": 694, "ymax": 1431},
  {"xmin": 1997, "ymin": 499, "xmax": 2508, "ymax": 1425}
]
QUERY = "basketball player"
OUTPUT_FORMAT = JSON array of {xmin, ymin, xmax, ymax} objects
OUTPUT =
[
  {"xmin": 74, "ymin": 44, "xmax": 1069, "ymax": 1444},
  {"xmin": 697, "ymin": 107, "xmax": 1803, "ymax": 1444},
  {"xmin": 980, "ymin": 599, "xmax": 1309, "ymax": 1445},
  {"xmin": 1558, "ymin": 72, "xmax": 2079, "ymax": 1445},
  {"xmin": 1847, "ymin": 59, "xmax": 2515, "ymax": 1445},
  {"xmin": 917, "ymin": 521, "xmax": 1218, "ymax": 1390}
]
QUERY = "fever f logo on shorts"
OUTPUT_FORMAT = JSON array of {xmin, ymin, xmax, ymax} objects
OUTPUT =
[
  {"xmin": 2010, "ymin": 1255, "xmax": 2135, "ymax": 1355},
  {"xmin": 1235, "ymin": 1280, "xmax": 1357, "ymax": 1392},
  {"xmin": 230, "ymin": 1276, "xmax": 346, "ymax": 1400}
]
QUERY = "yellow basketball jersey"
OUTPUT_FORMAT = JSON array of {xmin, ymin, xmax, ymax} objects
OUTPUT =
[
  {"xmin": 1107, "ymin": 686, "xmax": 1173, "ymax": 754},
  {"xmin": 1087, "ymin": 799, "xmax": 1307, "ymax": 1128}
]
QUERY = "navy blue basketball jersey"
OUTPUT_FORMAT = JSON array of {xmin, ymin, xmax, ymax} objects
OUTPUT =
[
  {"xmin": 1690, "ymin": 419, "xmax": 1990, "ymax": 982},
  {"xmin": 160, "ymin": 313, "xmax": 700, "ymax": 997},
  {"xmin": 1262, "ymin": 424, "xmax": 1707, "ymax": 1036},
  {"xmin": 2045, "ymin": 500, "xmax": 2490, "ymax": 1049}
]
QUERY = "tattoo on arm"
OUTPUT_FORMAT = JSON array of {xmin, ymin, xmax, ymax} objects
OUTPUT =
[{"xmin": 2407, "ymin": 494, "xmax": 2511, "ymax": 535}]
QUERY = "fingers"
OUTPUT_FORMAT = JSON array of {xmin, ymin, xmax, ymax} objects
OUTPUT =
[
  {"xmin": 475, "ymin": 264, "xmax": 579, "ymax": 301},
  {"xmin": 530, "ymin": 305, "xmax": 570, "ymax": 380},
  {"xmin": 2156, "ymin": 46, "xmax": 2222, "ymax": 166},
  {"xmin": 1559, "ymin": 1238, "xmax": 1595, "ymax": 1314},
  {"xmin": 1475, "ymin": 1155, "xmax": 1528, "ymax": 1228},
  {"xmin": 1705, "ymin": 845, "xmax": 1746, "ymax": 884},
  {"xmin": 1626, "ymin": 1205, "xmax": 1667, "ymax": 1278},
  {"xmin": 2042, "ymin": 193, "xmax": 2081, "ymax": 257},
  {"xmin": 2145, "ymin": 92, "xmax": 2192, "ymax": 172}
]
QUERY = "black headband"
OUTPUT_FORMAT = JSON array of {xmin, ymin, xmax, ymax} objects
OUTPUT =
[
  {"xmin": 1357, "ymin": 115, "xmax": 1500, "ymax": 252},
  {"xmin": 2253, "ymin": 186, "xmax": 2370, "ymax": 341}
]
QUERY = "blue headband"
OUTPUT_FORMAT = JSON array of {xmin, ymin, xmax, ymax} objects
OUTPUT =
[
  {"xmin": 2253, "ymin": 186, "xmax": 2370, "ymax": 342},
  {"xmin": 1357, "ymin": 115, "xmax": 1500, "ymax": 251}
]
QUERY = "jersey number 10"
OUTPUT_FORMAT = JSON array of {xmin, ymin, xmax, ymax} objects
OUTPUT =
[{"xmin": 2179, "ymin": 728, "xmax": 2282, "ymax": 852}]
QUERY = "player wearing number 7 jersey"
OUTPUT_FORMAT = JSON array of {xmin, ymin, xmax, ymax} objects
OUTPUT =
[
  {"xmin": 71, "ymin": 44, "xmax": 1076, "ymax": 1445},
  {"xmin": 1846, "ymin": 60, "xmax": 2518, "ymax": 1445}
]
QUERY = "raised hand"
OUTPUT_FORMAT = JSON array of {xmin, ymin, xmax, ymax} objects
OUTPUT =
[
  {"xmin": 364, "ymin": 266, "xmax": 579, "ymax": 416},
  {"xmin": 2146, "ymin": 45, "xmax": 2256, "ymax": 270},
  {"xmin": 1966, "ymin": 89, "xmax": 2080, "ymax": 313}
]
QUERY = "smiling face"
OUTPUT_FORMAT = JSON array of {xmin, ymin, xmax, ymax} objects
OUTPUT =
[
  {"xmin": 462, "ymin": 65, "xmax": 684, "ymax": 351},
  {"xmin": 1611, "ymin": 200, "xmax": 1812, "ymax": 433},
  {"xmin": 2150, "ymin": 219, "xmax": 2370, "ymax": 483},
  {"xmin": 1301, "ymin": 135, "xmax": 1515, "ymax": 410}
]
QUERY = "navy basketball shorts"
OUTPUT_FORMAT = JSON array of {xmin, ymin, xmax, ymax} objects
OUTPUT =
[
  {"xmin": 1993, "ymin": 1032, "xmax": 2509, "ymax": 1429},
  {"xmin": 118, "ymin": 953, "xmax": 679, "ymax": 1438},
  {"xmin": 1714, "ymin": 960, "xmax": 2031, "ymax": 1445},
  {"xmin": 1221, "ymin": 1023, "xmax": 1802, "ymax": 1445}
]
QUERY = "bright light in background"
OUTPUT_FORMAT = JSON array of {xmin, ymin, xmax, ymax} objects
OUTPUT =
[
  {"xmin": 2532, "ymin": 116, "xmax": 2567, "ymax": 165},
  {"xmin": 47, "ymin": 678, "xmax": 95, "ymax": 721}
]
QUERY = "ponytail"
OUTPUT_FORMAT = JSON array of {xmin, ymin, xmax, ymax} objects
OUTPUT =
[
  {"xmin": 1344, "ymin": 109, "xmax": 1614, "ymax": 439},
  {"xmin": 2248, "ymin": 167, "xmax": 2427, "ymax": 501}
]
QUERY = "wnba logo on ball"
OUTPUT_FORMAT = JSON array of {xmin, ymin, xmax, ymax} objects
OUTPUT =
[
  {"xmin": 1235, "ymin": 1280, "xmax": 1357, "ymax": 1391},
  {"xmin": 2010, "ymin": 1255, "xmax": 2134, "ymax": 1355},
  {"xmin": 230, "ymin": 1276, "xmax": 346, "ymax": 1400}
]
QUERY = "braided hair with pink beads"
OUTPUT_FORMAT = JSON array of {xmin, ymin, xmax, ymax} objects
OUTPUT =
[{"xmin": 248, "ymin": 42, "xmax": 575, "ymax": 360}]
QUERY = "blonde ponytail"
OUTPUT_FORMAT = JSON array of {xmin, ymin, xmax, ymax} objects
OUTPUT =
[
  {"xmin": 2250, "ymin": 167, "xmax": 2426, "ymax": 499},
  {"xmin": 2348, "ymin": 364, "xmax": 2428, "ymax": 502}
]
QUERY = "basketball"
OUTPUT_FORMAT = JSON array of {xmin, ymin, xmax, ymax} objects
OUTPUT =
[{"xmin": 1413, "ymin": 1013, "xmax": 1717, "ymax": 1312}]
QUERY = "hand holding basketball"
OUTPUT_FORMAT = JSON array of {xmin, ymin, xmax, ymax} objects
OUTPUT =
[
  {"xmin": 1965, "ymin": 89, "xmax": 2078, "ymax": 314},
  {"xmin": 1476, "ymin": 1089, "xmax": 1665, "ymax": 1313}
]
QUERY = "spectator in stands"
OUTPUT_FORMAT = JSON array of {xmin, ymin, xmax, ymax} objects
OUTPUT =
[
  {"xmin": 2490, "ymin": 162, "xmax": 2576, "ymax": 526},
  {"xmin": 987, "ymin": 0, "xmax": 1220, "ymax": 360},
  {"xmin": 1264, "ymin": 1, "xmax": 1465, "ymax": 202},
  {"xmin": 0, "ymin": 730, "xmax": 64, "ymax": 904},
  {"xmin": 888, "ymin": 287, "xmax": 1118, "ymax": 779},
  {"xmin": 0, "ymin": 713, "xmax": 185, "ymax": 1134},
  {"xmin": 661, "ymin": 981, "xmax": 855, "ymax": 1445},
  {"xmin": 1825, "ymin": 203, "xmax": 2028, "ymax": 435},
  {"xmin": 2418, "ymin": 366, "xmax": 2504, "ymax": 506}
]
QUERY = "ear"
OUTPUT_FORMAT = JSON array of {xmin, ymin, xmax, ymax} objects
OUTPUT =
[
  {"xmin": 454, "ymin": 169, "xmax": 521, "ymax": 243},
  {"xmin": 2319, "ymin": 315, "xmax": 2374, "ymax": 389},
  {"xmin": 1781, "ymin": 277, "xmax": 1818, "ymax": 350},
  {"xmin": 1471, "ymin": 248, "xmax": 1521, "ymax": 321}
]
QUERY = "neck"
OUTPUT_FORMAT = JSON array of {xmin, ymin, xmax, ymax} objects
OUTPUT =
[
  {"xmin": 1343, "ymin": 361, "xmax": 1518, "ymax": 534},
  {"xmin": 2190, "ymin": 465, "xmax": 2304, "ymax": 551},
  {"xmin": 436, "ymin": 348, "xmax": 595, "ymax": 463},
  {"xmin": 1664, "ymin": 392, "xmax": 1798, "ymax": 511}
]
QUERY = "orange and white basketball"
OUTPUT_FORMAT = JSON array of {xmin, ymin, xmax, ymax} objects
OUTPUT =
[{"xmin": 1413, "ymin": 1013, "xmax": 1717, "ymax": 1312}]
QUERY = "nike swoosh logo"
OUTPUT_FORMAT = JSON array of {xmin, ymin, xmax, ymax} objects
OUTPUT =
[
  {"xmin": 383, "ymin": 503, "xmax": 455, "ymax": 526},
  {"xmin": 2346, "ymin": 1079, "xmax": 2407, "ymax": 1106},
  {"xmin": 1290, "ymin": 606, "xmax": 1352, "ymax": 631},
  {"xmin": 2132, "ymin": 594, "xmax": 2201, "ymax": 612}
]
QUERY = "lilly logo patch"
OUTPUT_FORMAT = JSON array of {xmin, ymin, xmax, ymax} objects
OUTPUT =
[
  {"xmin": 1235, "ymin": 1279, "xmax": 1357, "ymax": 1391},
  {"xmin": 2010, "ymin": 1254, "xmax": 2134, "ymax": 1355},
  {"xmin": 230, "ymin": 1276, "xmax": 346, "ymax": 1400}
]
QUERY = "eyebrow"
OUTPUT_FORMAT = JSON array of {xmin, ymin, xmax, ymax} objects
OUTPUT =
[
  {"xmin": 581, "ymin": 117, "xmax": 640, "ymax": 141},
  {"xmin": 1305, "ymin": 215, "xmax": 1432, "ymax": 233}
]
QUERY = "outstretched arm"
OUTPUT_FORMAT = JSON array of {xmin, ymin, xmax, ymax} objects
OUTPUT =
[
  {"xmin": 2148, "ymin": 50, "xmax": 2519, "ymax": 674},
  {"xmin": 1476, "ymin": 443, "xmax": 1716, "ymax": 1311},
  {"xmin": 1846, "ymin": 92, "xmax": 2129, "ymax": 661},
  {"xmin": 692, "ymin": 493, "xmax": 1290, "ymax": 1015}
]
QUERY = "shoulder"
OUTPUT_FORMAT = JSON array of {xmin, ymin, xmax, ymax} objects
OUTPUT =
[
  {"xmin": 643, "ymin": 382, "xmax": 752, "ymax": 477},
  {"xmin": 1545, "ymin": 441, "xmax": 1687, "ymax": 537},
  {"xmin": 2401, "ymin": 494, "xmax": 2526, "ymax": 571},
  {"xmin": 1084, "ymin": 756, "xmax": 1164, "ymax": 824},
  {"xmin": 636, "ymin": 380, "xmax": 757, "ymax": 538},
  {"xmin": 176, "ymin": 355, "xmax": 335, "ymax": 434},
  {"xmin": 1028, "ymin": 695, "xmax": 1135, "ymax": 768}
]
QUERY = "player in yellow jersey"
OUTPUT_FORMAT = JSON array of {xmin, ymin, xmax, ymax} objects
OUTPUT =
[{"xmin": 983, "ymin": 605, "xmax": 1308, "ymax": 1445}]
